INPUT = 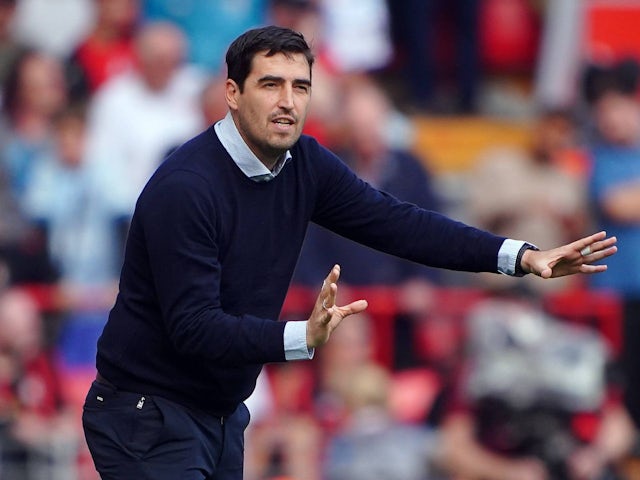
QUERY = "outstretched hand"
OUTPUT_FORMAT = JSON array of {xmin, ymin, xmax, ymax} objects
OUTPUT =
[
  {"xmin": 521, "ymin": 231, "xmax": 617, "ymax": 279},
  {"xmin": 306, "ymin": 264, "xmax": 368, "ymax": 349}
]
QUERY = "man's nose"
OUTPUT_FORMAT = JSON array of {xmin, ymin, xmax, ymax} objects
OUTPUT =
[{"xmin": 277, "ymin": 85, "xmax": 294, "ymax": 110}]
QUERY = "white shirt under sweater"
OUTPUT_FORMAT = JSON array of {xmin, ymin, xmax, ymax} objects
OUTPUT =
[{"xmin": 214, "ymin": 112, "xmax": 526, "ymax": 361}]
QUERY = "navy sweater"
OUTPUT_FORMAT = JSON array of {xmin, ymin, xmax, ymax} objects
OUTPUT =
[{"xmin": 96, "ymin": 127, "xmax": 506, "ymax": 416}]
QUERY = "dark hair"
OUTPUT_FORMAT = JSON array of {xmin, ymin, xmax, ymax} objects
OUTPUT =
[
  {"xmin": 225, "ymin": 25, "xmax": 314, "ymax": 92},
  {"xmin": 2, "ymin": 48, "xmax": 36, "ymax": 122},
  {"xmin": 582, "ymin": 58, "xmax": 640, "ymax": 105},
  {"xmin": 52, "ymin": 101, "xmax": 87, "ymax": 128}
]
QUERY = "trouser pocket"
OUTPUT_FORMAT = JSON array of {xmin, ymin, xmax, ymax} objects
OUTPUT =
[{"xmin": 83, "ymin": 381, "xmax": 165, "ymax": 460}]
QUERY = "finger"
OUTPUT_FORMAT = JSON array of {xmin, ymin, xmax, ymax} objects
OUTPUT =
[
  {"xmin": 580, "ymin": 236, "xmax": 617, "ymax": 256},
  {"xmin": 540, "ymin": 267, "xmax": 553, "ymax": 279},
  {"xmin": 591, "ymin": 237, "xmax": 617, "ymax": 254},
  {"xmin": 579, "ymin": 244, "xmax": 616, "ymax": 266},
  {"xmin": 323, "ymin": 264, "xmax": 340, "ymax": 288},
  {"xmin": 572, "ymin": 231, "xmax": 607, "ymax": 253},
  {"xmin": 579, "ymin": 264, "xmax": 608, "ymax": 274},
  {"xmin": 581, "ymin": 244, "xmax": 617, "ymax": 263},
  {"xmin": 580, "ymin": 230, "xmax": 608, "ymax": 246},
  {"xmin": 322, "ymin": 283, "xmax": 337, "ymax": 323},
  {"xmin": 321, "ymin": 264, "xmax": 340, "ymax": 308},
  {"xmin": 327, "ymin": 299, "xmax": 369, "ymax": 329},
  {"xmin": 339, "ymin": 299, "xmax": 368, "ymax": 316}
]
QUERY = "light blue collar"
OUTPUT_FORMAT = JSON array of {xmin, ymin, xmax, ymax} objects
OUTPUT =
[{"xmin": 214, "ymin": 112, "xmax": 292, "ymax": 181}]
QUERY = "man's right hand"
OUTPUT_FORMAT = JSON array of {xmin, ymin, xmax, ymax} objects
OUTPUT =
[{"xmin": 306, "ymin": 264, "xmax": 368, "ymax": 349}]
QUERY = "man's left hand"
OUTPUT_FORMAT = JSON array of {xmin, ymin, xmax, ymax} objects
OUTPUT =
[{"xmin": 521, "ymin": 231, "xmax": 617, "ymax": 279}]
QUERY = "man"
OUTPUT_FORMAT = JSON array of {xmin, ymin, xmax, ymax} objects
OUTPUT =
[
  {"xmin": 86, "ymin": 21, "xmax": 205, "ymax": 216},
  {"xmin": 82, "ymin": 26, "xmax": 617, "ymax": 480},
  {"xmin": 582, "ymin": 58, "xmax": 640, "ymax": 426}
]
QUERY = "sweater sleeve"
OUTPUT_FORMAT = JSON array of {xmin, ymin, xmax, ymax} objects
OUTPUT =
[
  {"xmin": 309, "ymin": 145, "xmax": 507, "ymax": 273},
  {"xmin": 138, "ymin": 170, "xmax": 286, "ymax": 366}
]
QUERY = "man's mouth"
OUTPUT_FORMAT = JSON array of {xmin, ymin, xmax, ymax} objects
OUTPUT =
[{"xmin": 272, "ymin": 117, "xmax": 295, "ymax": 126}]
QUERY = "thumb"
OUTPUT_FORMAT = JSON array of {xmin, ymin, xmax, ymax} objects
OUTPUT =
[
  {"xmin": 540, "ymin": 267, "xmax": 552, "ymax": 279},
  {"xmin": 342, "ymin": 299, "xmax": 368, "ymax": 316}
]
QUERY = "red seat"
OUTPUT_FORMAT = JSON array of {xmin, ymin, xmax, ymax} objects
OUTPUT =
[
  {"xmin": 479, "ymin": 0, "xmax": 541, "ymax": 73},
  {"xmin": 389, "ymin": 368, "xmax": 441, "ymax": 423},
  {"xmin": 583, "ymin": 0, "xmax": 640, "ymax": 63}
]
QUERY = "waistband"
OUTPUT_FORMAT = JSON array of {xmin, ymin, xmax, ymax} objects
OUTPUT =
[
  {"xmin": 94, "ymin": 371, "xmax": 231, "ymax": 421},
  {"xmin": 96, "ymin": 371, "xmax": 117, "ymax": 389}
]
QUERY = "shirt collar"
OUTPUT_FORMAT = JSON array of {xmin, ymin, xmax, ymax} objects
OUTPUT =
[{"xmin": 214, "ymin": 112, "xmax": 292, "ymax": 181}]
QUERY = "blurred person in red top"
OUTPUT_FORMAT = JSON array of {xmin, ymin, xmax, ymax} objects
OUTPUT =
[
  {"xmin": 0, "ymin": 288, "xmax": 78, "ymax": 480},
  {"xmin": 67, "ymin": 0, "xmax": 140, "ymax": 100}
]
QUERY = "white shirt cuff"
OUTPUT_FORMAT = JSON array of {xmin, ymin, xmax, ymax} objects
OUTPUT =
[
  {"xmin": 498, "ymin": 239, "xmax": 527, "ymax": 276},
  {"xmin": 284, "ymin": 321, "xmax": 314, "ymax": 360}
]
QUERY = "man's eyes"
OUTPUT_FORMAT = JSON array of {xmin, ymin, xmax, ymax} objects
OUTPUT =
[{"xmin": 261, "ymin": 82, "xmax": 309, "ymax": 92}]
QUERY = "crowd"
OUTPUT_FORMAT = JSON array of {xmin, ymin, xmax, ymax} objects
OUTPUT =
[{"xmin": 0, "ymin": 0, "xmax": 639, "ymax": 479}]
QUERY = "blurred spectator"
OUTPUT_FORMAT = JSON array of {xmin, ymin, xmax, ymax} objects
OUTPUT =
[
  {"xmin": 0, "ymin": 49, "xmax": 65, "ymax": 285},
  {"xmin": 246, "ymin": 364, "xmax": 322, "ymax": 480},
  {"xmin": 0, "ymin": 163, "xmax": 28, "ymax": 286},
  {"xmin": 319, "ymin": 0, "xmax": 393, "ymax": 74},
  {"xmin": 246, "ymin": 313, "xmax": 374, "ymax": 480},
  {"xmin": 268, "ymin": 0, "xmax": 320, "ymax": 42},
  {"xmin": 1, "ymin": 49, "xmax": 67, "ymax": 197},
  {"xmin": 67, "ymin": 0, "xmax": 140, "ymax": 101},
  {"xmin": 11, "ymin": 0, "xmax": 94, "ymax": 58},
  {"xmin": 142, "ymin": 0, "xmax": 267, "ymax": 73},
  {"xmin": 323, "ymin": 362, "xmax": 443, "ymax": 480},
  {"xmin": 581, "ymin": 58, "xmax": 640, "ymax": 429},
  {"xmin": 0, "ymin": 288, "xmax": 78, "ymax": 480},
  {"xmin": 441, "ymin": 297, "xmax": 635, "ymax": 480},
  {"xmin": 387, "ymin": 0, "xmax": 481, "ymax": 113},
  {"xmin": 292, "ymin": 76, "xmax": 440, "ymax": 287},
  {"xmin": 21, "ymin": 104, "xmax": 126, "ymax": 296},
  {"xmin": 315, "ymin": 312, "xmax": 376, "ymax": 430},
  {"xmin": 200, "ymin": 74, "xmax": 227, "ymax": 127},
  {"xmin": 0, "ymin": 0, "xmax": 26, "ymax": 90},
  {"xmin": 85, "ymin": 21, "xmax": 205, "ymax": 215},
  {"xmin": 466, "ymin": 108, "xmax": 588, "ymax": 293}
]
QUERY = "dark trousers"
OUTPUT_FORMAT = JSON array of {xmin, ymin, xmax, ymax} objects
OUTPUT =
[{"xmin": 82, "ymin": 380, "xmax": 250, "ymax": 480}]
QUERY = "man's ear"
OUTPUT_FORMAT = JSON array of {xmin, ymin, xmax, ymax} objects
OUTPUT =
[{"xmin": 225, "ymin": 79, "xmax": 240, "ymax": 111}]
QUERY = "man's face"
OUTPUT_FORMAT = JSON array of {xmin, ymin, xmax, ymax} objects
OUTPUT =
[
  {"xmin": 136, "ymin": 27, "xmax": 184, "ymax": 92},
  {"xmin": 20, "ymin": 55, "xmax": 67, "ymax": 117},
  {"xmin": 595, "ymin": 92, "xmax": 640, "ymax": 146},
  {"xmin": 226, "ymin": 51, "xmax": 311, "ymax": 168}
]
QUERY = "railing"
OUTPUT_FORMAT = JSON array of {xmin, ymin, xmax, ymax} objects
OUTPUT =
[{"xmin": 281, "ymin": 284, "xmax": 624, "ymax": 366}]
